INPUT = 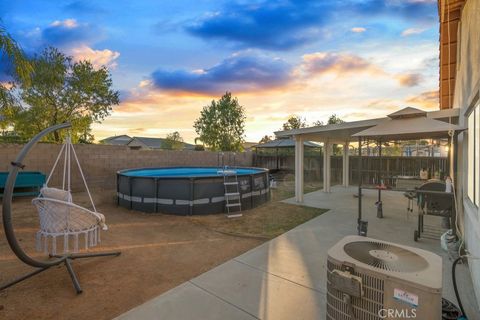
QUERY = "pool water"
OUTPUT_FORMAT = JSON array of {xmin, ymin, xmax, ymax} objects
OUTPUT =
[{"xmin": 121, "ymin": 167, "xmax": 263, "ymax": 178}]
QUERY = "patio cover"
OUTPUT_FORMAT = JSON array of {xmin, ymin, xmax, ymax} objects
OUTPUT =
[
  {"xmin": 254, "ymin": 139, "xmax": 320, "ymax": 148},
  {"xmin": 352, "ymin": 107, "xmax": 464, "ymax": 140}
]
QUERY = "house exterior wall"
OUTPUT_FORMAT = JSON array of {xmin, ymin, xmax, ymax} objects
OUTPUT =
[
  {"xmin": 452, "ymin": 0, "xmax": 480, "ymax": 309},
  {"xmin": 0, "ymin": 144, "xmax": 253, "ymax": 191}
]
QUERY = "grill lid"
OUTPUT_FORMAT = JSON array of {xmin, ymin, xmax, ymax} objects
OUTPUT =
[{"xmin": 344, "ymin": 241, "xmax": 429, "ymax": 272}]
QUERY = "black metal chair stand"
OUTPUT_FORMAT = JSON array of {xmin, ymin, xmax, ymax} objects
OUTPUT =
[{"xmin": 1, "ymin": 251, "xmax": 121, "ymax": 294}]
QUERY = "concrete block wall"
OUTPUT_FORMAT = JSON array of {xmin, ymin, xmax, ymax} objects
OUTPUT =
[{"xmin": 0, "ymin": 144, "xmax": 253, "ymax": 190}]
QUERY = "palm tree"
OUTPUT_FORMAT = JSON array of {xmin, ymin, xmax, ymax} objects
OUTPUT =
[
  {"xmin": 0, "ymin": 22, "xmax": 32, "ymax": 128},
  {"xmin": 0, "ymin": 23, "xmax": 32, "ymax": 84}
]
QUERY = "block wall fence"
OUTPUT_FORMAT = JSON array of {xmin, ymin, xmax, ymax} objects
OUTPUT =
[{"xmin": 0, "ymin": 144, "xmax": 253, "ymax": 190}]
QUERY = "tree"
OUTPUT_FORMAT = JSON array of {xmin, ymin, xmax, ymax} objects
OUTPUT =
[
  {"xmin": 11, "ymin": 47, "xmax": 119, "ymax": 142},
  {"xmin": 194, "ymin": 91, "xmax": 246, "ymax": 151},
  {"xmin": 282, "ymin": 115, "xmax": 307, "ymax": 130},
  {"xmin": 327, "ymin": 114, "xmax": 345, "ymax": 125},
  {"xmin": 259, "ymin": 135, "xmax": 272, "ymax": 144},
  {"xmin": 326, "ymin": 114, "xmax": 345, "ymax": 154},
  {"xmin": 0, "ymin": 23, "xmax": 33, "ymax": 130},
  {"xmin": 164, "ymin": 131, "xmax": 184, "ymax": 150},
  {"xmin": 311, "ymin": 114, "xmax": 344, "ymax": 127}
]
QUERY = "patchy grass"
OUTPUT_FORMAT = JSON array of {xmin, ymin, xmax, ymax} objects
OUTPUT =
[{"xmin": 190, "ymin": 182, "xmax": 327, "ymax": 239}]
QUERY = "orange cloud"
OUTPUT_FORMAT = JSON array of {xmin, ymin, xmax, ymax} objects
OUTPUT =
[
  {"xmin": 406, "ymin": 90, "xmax": 439, "ymax": 108},
  {"xmin": 299, "ymin": 52, "xmax": 385, "ymax": 77},
  {"xmin": 50, "ymin": 19, "xmax": 78, "ymax": 28},
  {"xmin": 69, "ymin": 45, "xmax": 120, "ymax": 69},
  {"xmin": 351, "ymin": 27, "xmax": 366, "ymax": 33},
  {"xmin": 395, "ymin": 73, "xmax": 423, "ymax": 87}
]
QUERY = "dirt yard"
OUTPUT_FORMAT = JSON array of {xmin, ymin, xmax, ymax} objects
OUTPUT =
[{"xmin": 0, "ymin": 185, "xmax": 325, "ymax": 320}]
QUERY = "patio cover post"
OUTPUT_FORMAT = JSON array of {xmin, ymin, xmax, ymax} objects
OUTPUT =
[
  {"xmin": 343, "ymin": 142, "xmax": 350, "ymax": 187},
  {"xmin": 294, "ymin": 135, "xmax": 304, "ymax": 202},
  {"xmin": 358, "ymin": 136, "xmax": 363, "ymax": 223},
  {"xmin": 377, "ymin": 139, "xmax": 383, "ymax": 218},
  {"xmin": 276, "ymin": 147, "xmax": 279, "ymax": 170},
  {"xmin": 323, "ymin": 140, "xmax": 331, "ymax": 192},
  {"xmin": 327, "ymin": 142, "xmax": 331, "ymax": 191}
]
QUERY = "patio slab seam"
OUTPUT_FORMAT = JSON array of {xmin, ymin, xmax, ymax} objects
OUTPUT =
[
  {"xmin": 187, "ymin": 280, "xmax": 261, "ymax": 320},
  {"xmin": 232, "ymin": 257, "xmax": 326, "ymax": 295}
]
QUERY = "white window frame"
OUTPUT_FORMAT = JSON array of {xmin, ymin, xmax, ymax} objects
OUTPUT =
[{"xmin": 466, "ymin": 101, "xmax": 480, "ymax": 208}]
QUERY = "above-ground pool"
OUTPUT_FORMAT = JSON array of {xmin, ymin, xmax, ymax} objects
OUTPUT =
[{"xmin": 117, "ymin": 167, "xmax": 270, "ymax": 215}]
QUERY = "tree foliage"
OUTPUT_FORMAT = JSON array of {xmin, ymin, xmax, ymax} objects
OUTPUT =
[
  {"xmin": 0, "ymin": 24, "xmax": 33, "ymax": 86},
  {"xmin": 327, "ymin": 114, "xmax": 345, "ymax": 125},
  {"xmin": 0, "ymin": 23, "xmax": 33, "ymax": 130},
  {"xmin": 194, "ymin": 92, "xmax": 246, "ymax": 151},
  {"xmin": 164, "ymin": 131, "xmax": 184, "ymax": 150},
  {"xmin": 7, "ymin": 47, "xmax": 119, "ymax": 142},
  {"xmin": 282, "ymin": 115, "xmax": 307, "ymax": 131},
  {"xmin": 259, "ymin": 135, "xmax": 272, "ymax": 144},
  {"xmin": 311, "ymin": 114, "xmax": 345, "ymax": 127}
]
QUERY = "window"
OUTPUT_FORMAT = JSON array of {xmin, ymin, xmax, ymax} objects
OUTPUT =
[
  {"xmin": 467, "ymin": 102, "xmax": 480, "ymax": 207},
  {"xmin": 476, "ymin": 104, "xmax": 479, "ymax": 206}
]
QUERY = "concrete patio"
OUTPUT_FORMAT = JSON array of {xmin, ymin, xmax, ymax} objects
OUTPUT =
[{"xmin": 116, "ymin": 186, "xmax": 479, "ymax": 320}]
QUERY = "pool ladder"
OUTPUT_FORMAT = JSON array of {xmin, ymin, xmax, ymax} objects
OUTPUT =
[
  {"xmin": 223, "ymin": 167, "xmax": 242, "ymax": 218},
  {"xmin": 219, "ymin": 153, "xmax": 242, "ymax": 218}
]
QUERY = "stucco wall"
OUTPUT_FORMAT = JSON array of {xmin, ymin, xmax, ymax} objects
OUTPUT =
[
  {"xmin": 452, "ymin": 0, "xmax": 480, "ymax": 309},
  {"xmin": 0, "ymin": 143, "xmax": 253, "ymax": 190}
]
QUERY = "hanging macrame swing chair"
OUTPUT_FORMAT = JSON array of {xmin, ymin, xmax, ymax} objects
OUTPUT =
[
  {"xmin": 0, "ymin": 123, "xmax": 120, "ymax": 294},
  {"xmin": 34, "ymin": 132, "xmax": 106, "ymax": 255}
]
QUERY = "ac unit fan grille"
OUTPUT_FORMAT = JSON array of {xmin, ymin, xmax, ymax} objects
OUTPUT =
[
  {"xmin": 327, "ymin": 260, "xmax": 384, "ymax": 320},
  {"xmin": 343, "ymin": 241, "xmax": 429, "ymax": 272}
]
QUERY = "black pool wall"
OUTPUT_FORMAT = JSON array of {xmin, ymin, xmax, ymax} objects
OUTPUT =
[{"xmin": 116, "ymin": 167, "xmax": 270, "ymax": 215}]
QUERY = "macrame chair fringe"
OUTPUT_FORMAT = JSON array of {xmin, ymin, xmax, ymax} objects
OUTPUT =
[{"xmin": 35, "ymin": 226, "xmax": 103, "ymax": 255}]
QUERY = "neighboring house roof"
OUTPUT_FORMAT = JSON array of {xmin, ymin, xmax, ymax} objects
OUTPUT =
[
  {"xmin": 99, "ymin": 135, "xmax": 133, "ymax": 145},
  {"xmin": 242, "ymin": 142, "xmax": 257, "ymax": 150},
  {"xmin": 128, "ymin": 136, "xmax": 196, "ymax": 150},
  {"xmin": 129, "ymin": 136, "xmax": 167, "ymax": 149},
  {"xmin": 254, "ymin": 139, "xmax": 320, "ymax": 148}
]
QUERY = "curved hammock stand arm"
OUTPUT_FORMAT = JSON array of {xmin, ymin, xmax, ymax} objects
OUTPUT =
[{"xmin": 0, "ymin": 123, "xmax": 120, "ymax": 294}]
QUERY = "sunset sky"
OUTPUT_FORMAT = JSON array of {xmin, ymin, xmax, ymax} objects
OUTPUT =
[{"xmin": 1, "ymin": 0, "xmax": 440, "ymax": 143}]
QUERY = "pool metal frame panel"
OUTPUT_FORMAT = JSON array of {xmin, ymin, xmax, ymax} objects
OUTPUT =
[{"xmin": 116, "ymin": 167, "xmax": 270, "ymax": 215}]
